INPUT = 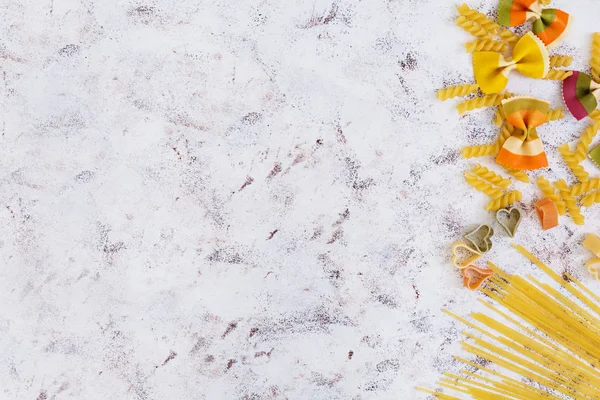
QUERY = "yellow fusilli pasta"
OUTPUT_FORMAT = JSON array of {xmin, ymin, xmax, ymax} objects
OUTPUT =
[
  {"xmin": 436, "ymin": 84, "xmax": 479, "ymax": 101},
  {"xmin": 471, "ymin": 164, "xmax": 511, "ymax": 189},
  {"xmin": 493, "ymin": 108, "xmax": 505, "ymax": 127},
  {"xmin": 456, "ymin": 16, "xmax": 493, "ymax": 39},
  {"xmin": 547, "ymin": 108, "xmax": 565, "ymax": 121},
  {"xmin": 499, "ymin": 28, "xmax": 519, "ymax": 45},
  {"xmin": 536, "ymin": 176, "xmax": 567, "ymax": 215},
  {"xmin": 461, "ymin": 143, "xmax": 498, "ymax": 159},
  {"xmin": 457, "ymin": 93, "xmax": 513, "ymax": 114},
  {"xmin": 465, "ymin": 172, "xmax": 504, "ymax": 199},
  {"xmin": 555, "ymin": 180, "xmax": 585, "ymax": 225},
  {"xmin": 496, "ymin": 124, "xmax": 514, "ymax": 148},
  {"xmin": 539, "ymin": 0, "xmax": 551, "ymax": 4},
  {"xmin": 457, "ymin": 4, "xmax": 499, "ymax": 36},
  {"xmin": 592, "ymin": 33, "xmax": 600, "ymax": 82},
  {"xmin": 544, "ymin": 70, "xmax": 573, "ymax": 80},
  {"xmin": 590, "ymin": 109, "xmax": 600, "ymax": 121},
  {"xmin": 465, "ymin": 39, "xmax": 507, "ymax": 53},
  {"xmin": 506, "ymin": 168, "xmax": 529, "ymax": 183},
  {"xmin": 485, "ymin": 190, "xmax": 522, "ymax": 211},
  {"xmin": 572, "ymin": 178, "xmax": 600, "ymax": 196},
  {"xmin": 558, "ymin": 144, "xmax": 589, "ymax": 183},
  {"xmin": 582, "ymin": 191, "xmax": 600, "ymax": 207},
  {"xmin": 574, "ymin": 121, "xmax": 600, "ymax": 162},
  {"xmin": 549, "ymin": 55, "xmax": 573, "ymax": 68}
]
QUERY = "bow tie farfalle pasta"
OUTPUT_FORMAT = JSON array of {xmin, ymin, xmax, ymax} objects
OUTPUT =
[
  {"xmin": 496, "ymin": 96, "xmax": 550, "ymax": 170},
  {"xmin": 563, "ymin": 71, "xmax": 600, "ymax": 120},
  {"xmin": 473, "ymin": 32, "xmax": 549, "ymax": 94},
  {"xmin": 498, "ymin": 0, "xmax": 571, "ymax": 49}
]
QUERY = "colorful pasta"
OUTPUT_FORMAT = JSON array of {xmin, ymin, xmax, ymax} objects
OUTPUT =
[
  {"xmin": 436, "ymin": 83, "xmax": 479, "ymax": 101},
  {"xmin": 592, "ymin": 33, "xmax": 600, "ymax": 82},
  {"xmin": 456, "ymin": 93, "xmax": 513, "ymax": 114},
  {"xmin": 544, "ymin": 69, "xmax": 573, "ymax": 80},
  {"xmin": 471, "ymin": 164, "xmax": 511, "ymax": 189},
  {"xmin": 461, "ymin": 143, "xmax": 498, "ymax": 159},
  {"xmin": 465, "ymin": 39, "xmax": 507, "ymax": 53},
  {"xmin": 549, "ymin": 55, "xmax": 573, "ymax": 68},
  {"xmin": 555, "ymin": 179, "xmax": 585, "ymax": 225},
  {"xmin": 536, "ymin": 176, "xmax": 567, "ymax": 215},
  {"xmin": 464, "ymin": 172, "xmax": 504, "ymax": 199},
  {"xmin": 574, "ymin": 121, "xmax": 600, "ymax": 162},
  {"xmin": 485, "ymin": 190, "xmax": 522, "ymax": 211},
  {"xmin": 581, "ymin": 191, "xmax": 600, "ymax": 207},
  {"xmin": 558, "ymin": 144, "xmax": 590, "ymax": 183}
]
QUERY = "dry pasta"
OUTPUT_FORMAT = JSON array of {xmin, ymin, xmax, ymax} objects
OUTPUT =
[
  {"xmin": 461, "ymin": 143, "xmax": 498, "ymax": 159},
  {"xmin": 456, "ymin": 16, "xmax": 493, "ymax": 39},
  {"xmin": 547, "ymin": 108, "xmax": 565, "ymax": 121},
  {"xmin": 457, "ymin": 93, "xmax": 513, "ymax": 114},
  {"xmin": 544, "ymin": 69, "xmax": 574, "ymax": 81},
  {"xmin": 499, "ymin": 28, "xmax": 519, "ymax": 45},
  {"xmin": 590, "ymin": 109, "xmax": 600, "ymax": 121},
  {"xmin": 572, "ymin": 178, "xmax": 600, "ymax": 196},
  {"xmin": 485, "ymin": 190, "xmax": 522, "ymax": 211},
  {"xmin": 558, "ymin": 144, "xmax": 589, "ymax": 183},
  {"xmin": 592, "ymin": 33, "xmax": 600, "ymax": 82},
  {"xmin": 456, "ymin": 4, "xmax": 499, "ymax": 36},
  {"xmin": 506, "ymin": 168, "xmax": 529, "ymax": 183},
  {"xmin": 436, "ymin": 83, "xmax": 479, "ymax": 100},
  {"xmin": 492, "ymin": 108, "xmax": 505, "ymax": 127},
  {"xmin": 464, "ymin": 172, "xmax": 504, "ymax": 198},
  {"xmin": 471, "ymin": 164, "xmax": 511, "ymax": 189},
  {"xmin": 549, "ymin": 55, "xmax": 573, "ymax": 68},
  {"xmin": 582, "ymin": 191, "xmax": 600, "ymax": 207},
  {"xmin": 555, "ymin": 179, "xmax": 585, "ymax": 225},
  {"xmin": 574, "ymin": 121, "xmax": 600, "ymax": 162},
  {"xmin": 465, "ymin": 39, "xmax": 507, "ymax": 53},
  {"xmin": 536, "ymin": 176, "xmax": 566, "ymax": 215}
]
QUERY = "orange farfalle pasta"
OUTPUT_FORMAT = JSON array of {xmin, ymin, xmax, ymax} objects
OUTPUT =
[
  {"xmin": 496, "ymin": 96, "xmax": 550, "ymax": 170},
  {"xmin": 462, "ymin": 265, "xmax": 494, "ymax": 290},
  {"xmin": 535, "ymin": 198, "xmax": 559, "ymax": 230}
]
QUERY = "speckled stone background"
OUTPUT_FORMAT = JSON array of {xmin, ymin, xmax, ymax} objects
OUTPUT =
[{"xmin": 2, "ymin": 0, "xmax": 600, "ymax": 399}]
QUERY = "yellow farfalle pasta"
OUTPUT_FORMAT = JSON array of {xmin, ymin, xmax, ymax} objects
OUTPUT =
[
  {"xmin": 457, "ymin": 93, "xmax": 513, "ymax": 114},
  {"xmin": 457, "ymin": 4, "xmax": 499, "ymax": 36},
  {"xmin": 436, "ymin": 83, "xmax": 479, "ymax": 101},
  {"xmin": 572, "ymin": 178, "xmax": 600, "ymax": 196},
  {"xmin": 465, "ymin": 39, "xmax": 507, "ymax": 53},
  {"xmin": 592, "ymin": 33, "xmax": 600, "ymax": 82},
  {"xmin": 555, "ymin": 180, "xmax": 585, "ymax": 225},
  {"xmin": 549, "ymin": 55, "xmax": 573, "ymax": 68},
  {"xmin": 574, "ymin": 121, "xmax": 600, "ymax": 162},
  {"xmin": 471, "ymin": 164, "xmax": 511, "ymax": 189},
  {"xmin": 465, "ymin": 172, "xmax": 504, "ymax": 198},
  {"xmin": 544, "ymin": 69, "xmax": 574, "ymax": 80},
  {"xmin": 558, "ymin": 144, "xmax": 589, "ymax": 183},
  {"xmin": 506, "ymin": 168, "xmax": 529, "ymax": 183},
  {"xmin": 581, "ymin": 191, "xmax": 600, "ymax": 207},
  {"xmin": 461, "ymin": 143, "xmax": 498, "ymax": 159},
  {"xmin": 485, "ymin": 190, "xmax": 522, "ymax": 211},
  {"xmin": 456, "ymin": 16, "xmax": 493, "ymax": 39},
  {"xmin": 547, "ymin": 108, "xmax": 565, "ymax": 121},
  {"xmin": 536, "ymin": 176, "xmax": 567, "ymax": 215}
]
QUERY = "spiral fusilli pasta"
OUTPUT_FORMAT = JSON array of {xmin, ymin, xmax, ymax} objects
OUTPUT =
[
  {"xmin": 558, "ymin": 144, "xmax": 590, "ymax": 183},
  {"xmin": 499, "ymin": 28, "xmax": 519, "ymax": 45},
  {"xmin": 592, "ymin": 33, "xmax": 600, "ymax": 83},
  {"xmin": 485, "ymin": 190, "xmax": 522, "ymax": 211},
  {"xmin": 547, "ymin": 108, "xmax": 565, "ymax": 121},
  {"xmin": 536, "ymin": 176, "xmax": 567, "ymax": 215},
  {"xmin": 465, "ymin": 172, "xmax": 504, "ymax": 198},
  {"xmin": 574, "ymin": 121, "xmax": 600, "ymax": 162},
  {"xmin": 506, "ymin": 169, "xmax": 529, "ymax": 183},
  {"xmin": 457, "ymin": 4, "xmax": 499, "ymax": 36},
  {"xmin": 582, "ymin": 191, "xmax": 600, "ymax": 207},
  {"xmin": 457, "ymin": 93, "xmax": 513, "ymax": 114},
  {"xmin": 471, "ymin": 165, "xmax": 511, "ymax": 189},
  {"xmin": 556, "ymin": 180, "xmax": 585, "ymax": 225},
  {"xmin": 456, "ymin": 16, "xmax": 493, "ymax": 39},
  {"xmin": 539, "ymin": 0, "xmax": 551, "ymax": 4},
  {"xmin": 544, "ymin": 70, "xmax": 574, "ymax": 81},
  {"xmin": 572, "ymin": 178, "xmax": 600, "ymax": 196},
  {"xmin": 465, "ymin": 39, "xmax": 507, "ymax": 53},
  {"xmin": 590, "ymin": 109, "xmax": 600, "ymax": 121},
  {"xmin": 436, "ymin": 84, "xmax": 479, "ymax": 101},
  {"xmin": 493, "ymin": 108, "xmax": 505, "ymax": 127},
  {"xmin": 461, "ymin": 143, "xmax": 498, "ymax": 159},
  {"xmin": 549, "ymin": 55, "xmax": 573, "ymax": 68}
]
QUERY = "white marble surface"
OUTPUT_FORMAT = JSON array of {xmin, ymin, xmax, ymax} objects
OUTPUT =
[{"xmin": 3, "ymin": 0, "xmax": 600, "ymax": 398}]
